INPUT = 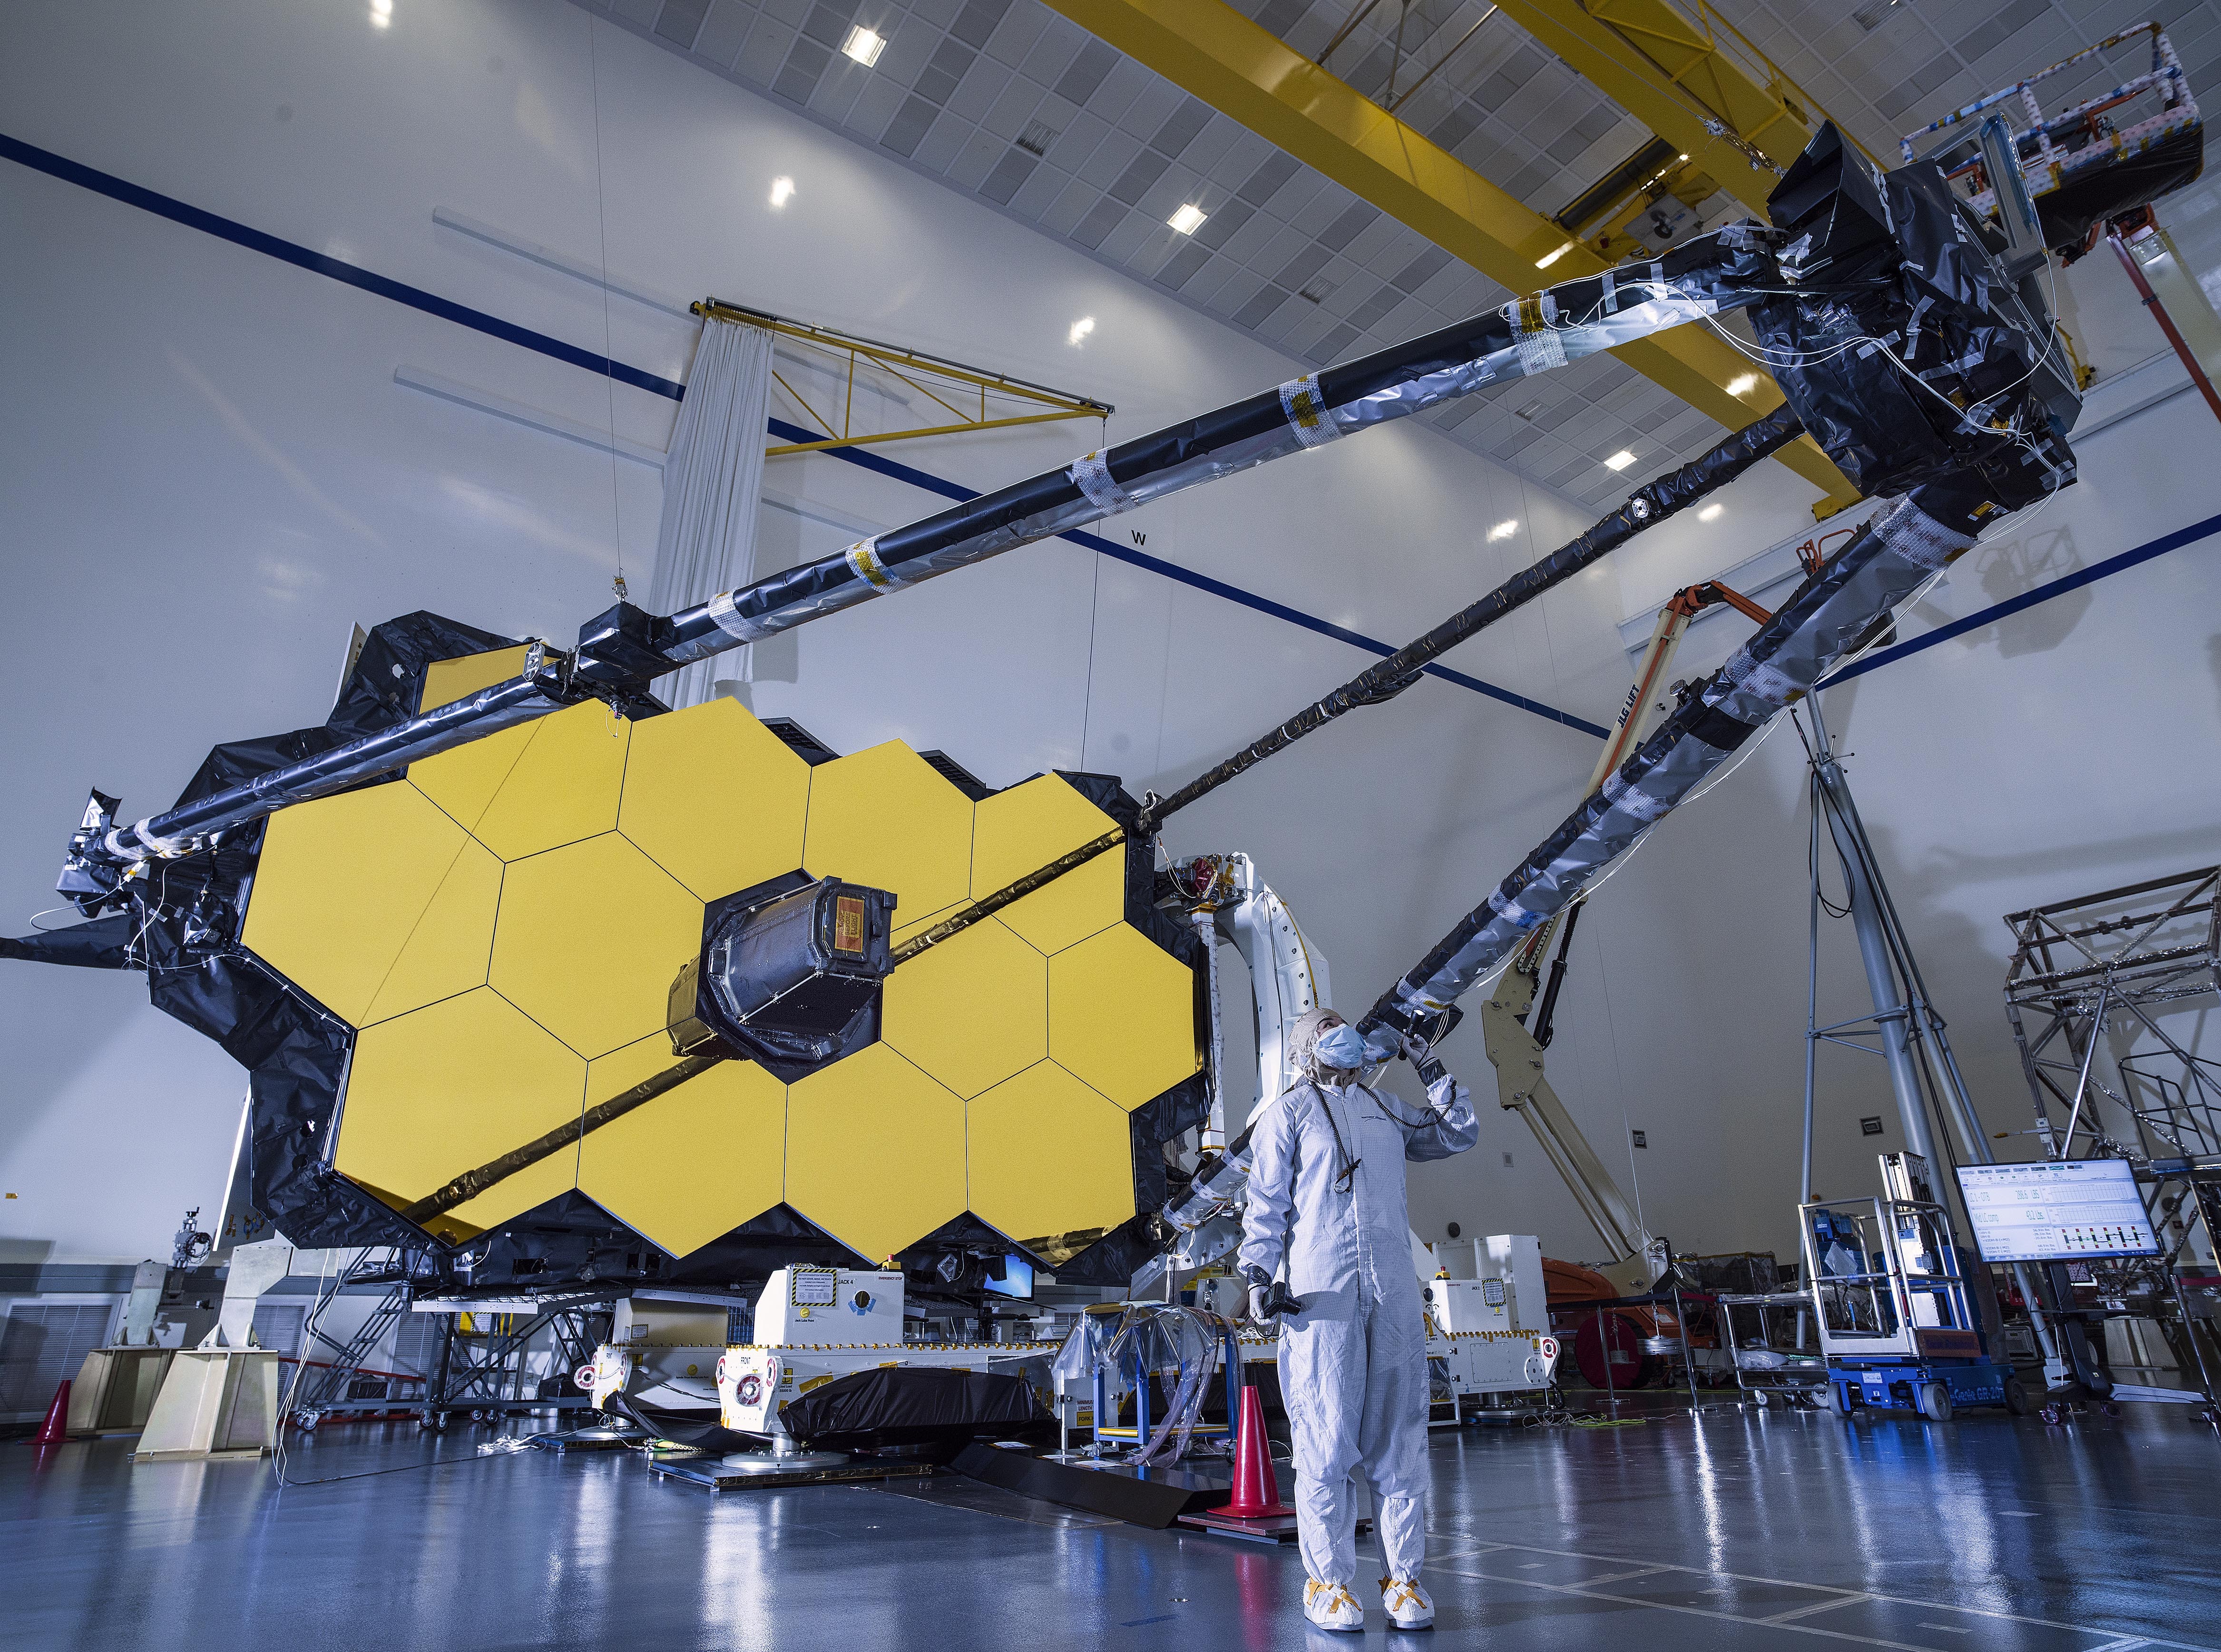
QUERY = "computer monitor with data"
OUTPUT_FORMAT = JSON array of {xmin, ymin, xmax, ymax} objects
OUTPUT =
[{"xmin": 1954, "ymin": 1158, "xmax": 2160, "ymax": 1262}]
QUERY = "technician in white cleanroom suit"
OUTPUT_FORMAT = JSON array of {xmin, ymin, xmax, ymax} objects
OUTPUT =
[{"xmin": 1238, "ymin": 1006, "xmax": 1477, "ymax": 1633}]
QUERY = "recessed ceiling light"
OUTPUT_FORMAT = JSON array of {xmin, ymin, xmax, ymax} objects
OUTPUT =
[
  {"xmin": 369, "ymin": 0, "xmax": 391, "ymax": 24},
  {"xmin": 1698, "ymin": 503, "xmax": 1723, "ymax": 522},
  {"xmin": 1725, "ymin": 372, "xmax": 1757, "ymax": 396},
  {"xmin": 1168, "ymin": 203, "xmax": 1207, "ymax": 236},
  {"xmin": 1535, "ymin": 241, "xmax": 1575, "ymax": 269},
  {"xmin": 1487, "ymin": 519, "xmax": 1518, "ymax": 542},
  {"xmin": 1604, "ymin": 450, "xmax": 1636, "ymax": 471},
  {"xmin": 1068, "ymin": 316, "xmax": 1096, "ymax": 346},
  {"xmin": 769, "ymin": 176, "xmax": 795, "ymax": 208},
  {"xmin": 842, "ymin": 26, "xmax": 887, "ymax": 66}
]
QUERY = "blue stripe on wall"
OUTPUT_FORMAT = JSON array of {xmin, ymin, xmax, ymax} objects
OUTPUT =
[
  {"xmin": 1820, "ymin": 509, "xmax": 2221, "ymax": 686},
  {"xmin": 0, "ymin": 133, "xmax": 687, "ymax": 401},
  {"xmin": 2, "ymin": 129, "xmax": 1607, "ymax": 738}
]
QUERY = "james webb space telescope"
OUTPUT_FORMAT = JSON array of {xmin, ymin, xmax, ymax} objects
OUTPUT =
[{"xmin": 10, "ymin": 93, "xmax": 2200, "ymax": 1306}]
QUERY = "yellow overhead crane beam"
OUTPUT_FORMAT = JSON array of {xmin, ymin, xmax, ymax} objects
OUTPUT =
[
  {"xmin": 1038, "ymin": 0, "xmax": 1858, "ymax": 509},
  {"xmin": 1490, "ymin": 0, "xmax": 1872, "ymax": 215}
]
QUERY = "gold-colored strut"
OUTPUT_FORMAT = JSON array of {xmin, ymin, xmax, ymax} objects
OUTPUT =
[{"xmin": 693, "ymin": 300, "xmax": 1113, "ymax": 458}]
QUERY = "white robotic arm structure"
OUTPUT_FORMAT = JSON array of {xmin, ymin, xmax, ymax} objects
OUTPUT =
[{"xmin": 1134, "ymin": 855, "xmax": 1330, "ymax": 1294}]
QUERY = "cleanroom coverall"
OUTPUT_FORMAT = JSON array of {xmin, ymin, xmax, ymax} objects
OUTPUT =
[{"xmin": 1237, "ymin": 1073, "xmax": 1478, "ymax": 1588}]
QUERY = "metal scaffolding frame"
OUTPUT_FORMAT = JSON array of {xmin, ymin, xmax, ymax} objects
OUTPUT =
[
  {"xmin": 420, "ymin": 1296, "xmax": 613, "ymax": 1424},
  {"xmin": 284, "ymin": 1253, "xmax": 614, "ymax": 1428},
  {"xmin": 2003, "ymin": 868, "xmax": 2221, "ymax": 1220},
  {"xmin": 285, "ymin": 1247, "xmax": 427, "ymax": 1427},
  {"xmin": 2000, "ymin": 867, "xmax": 2221, "ymax": 1415}
]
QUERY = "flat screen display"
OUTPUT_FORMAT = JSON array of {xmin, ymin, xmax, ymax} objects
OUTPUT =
[
  {"xmin": 984, "ymin": 1255, "xmax": 1034, "ymax": 1300},
  {"xmin": 1954, "ymin": 1159, "xmax": 2160, "ymax": 1262}
]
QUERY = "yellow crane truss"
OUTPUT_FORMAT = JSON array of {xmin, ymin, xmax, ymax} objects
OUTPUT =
[{"xmin": 694, "ymin": 299, "xmax": 1114, "ymax": 459}]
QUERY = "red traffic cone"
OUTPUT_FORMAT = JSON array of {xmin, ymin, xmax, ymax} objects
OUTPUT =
[
  {"xmin": 33, "ymin": 1380, "xmax": 72, "ymax": 1446},
  {"xmin": 1218, "ymin": 1385, "xmax": 1291, "ymax": 1517}
]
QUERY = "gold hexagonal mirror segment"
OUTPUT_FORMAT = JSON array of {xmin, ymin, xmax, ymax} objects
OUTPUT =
[
  {"xmin": 489, "ymin": 832, "xmax": 703, "ymax": 1060},
  {"xmin": 579, "ymin": 1032, "xmax": 787, "ymax": 1259},
  {"xmin": 784, "ymin": 1043, "xmax": 966, "ymax": 1263},
  {"xmin": 334, "ymin": 987, "xmax": 586, "ymax": 1244},
  {"xmin": 233, "ymin": 634, "xmax": 1200, "ymax": 1277},
  {"xmin": 1047, "ymin": 924, "xmax": 1201, "ymax": 1109},
  {"xmin": 618, "ymin": 698, "xmax": 812, "ymax": 901},
  {"xmin": 803, "ymin": 741, "xmax": 975, "ymax": 943},
  {"xmin": 467, "ymin": 700, "xmax": 631, "ymax": 861},
  {"xmin": 240, "ymin": 780, "xmax": 499, "ymax": 1028},
  {"xmin": 881, "ymin": 915, "xmax": 1046, "ymax": 1099},
  {"xmin": 969, "ymin": 774, "xmax": 1125, "ymax": 955},
  {"xmin": 967, "ymin": 1062, "xmax": 1134, "ymax": 1256}
]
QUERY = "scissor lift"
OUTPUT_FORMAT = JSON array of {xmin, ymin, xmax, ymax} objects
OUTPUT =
[{"xmin": 1801, "ymin": 1158, "xmax": 2029, "ymax": 1421}]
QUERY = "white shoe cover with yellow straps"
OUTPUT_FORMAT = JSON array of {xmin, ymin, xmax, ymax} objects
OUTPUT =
[
  {"xmin": 1303, "ymin": 1579, "xmax": 1365, "ymax": 1632},
  {"xmin": 1381, "ymin": 1576, "xmax": 1434, "ymax": 1630}
]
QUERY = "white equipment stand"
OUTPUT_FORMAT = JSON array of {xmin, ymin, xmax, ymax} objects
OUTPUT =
[
  {"xmin": 68, "ymin": 1260, "xmax": 176, "ymax": 1437},
  {"xmin": 135, "ymin": 1240, "xmax": 293, "ymax": 1462}
]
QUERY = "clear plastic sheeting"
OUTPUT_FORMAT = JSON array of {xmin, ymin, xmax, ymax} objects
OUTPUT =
[
  {"xmin": 1075, "ymin": 1304, "xmax": 1234, "ymax": 1467},
  {"xmin": 1368, "ymin": 496, "xmax": 1982, "ymax": 1029}
]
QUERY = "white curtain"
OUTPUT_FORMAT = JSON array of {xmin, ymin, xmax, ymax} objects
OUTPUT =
[{"xmin": 650, "ymin": 315, "xmax": 774, "ymax": 709}]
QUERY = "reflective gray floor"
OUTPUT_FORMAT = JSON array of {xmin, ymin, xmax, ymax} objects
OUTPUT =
[{"xmin": 6, "ymin": 1398, "xmax": 2218, "ymax": 1650}]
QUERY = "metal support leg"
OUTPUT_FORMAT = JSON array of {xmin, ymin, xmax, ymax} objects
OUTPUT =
[
  {"xmin": 1802, "ymin": 775, "xmax": 1822, "ymax": 1206},
  {"xmin": 1812, "ymin": 708, "xmax": 1940, "ymax": 1167},
  {"xmin": 2110, "ymin": 227, "xmax": 2221, "ymax": 427},
  {"xmin": 1805, "ymin": 698, "xmax": 2066, "ymax": 1378},
  {"xmin": 1673, "ymin": 1285, "xmax": 1702, "ymax": 1413},
  {"xmin": 1222, "ymin": 1327, "xmax": 1241, "ymax": 1443}
]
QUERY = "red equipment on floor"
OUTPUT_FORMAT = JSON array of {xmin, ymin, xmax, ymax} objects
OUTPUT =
[
  {"xmin": 1218, "ymin": 1385, "xmax": 1291, "ymax": 1519},
  {"xmin": 33, "ymin": 1381, "xmax": 72, "ymax": 1446}
]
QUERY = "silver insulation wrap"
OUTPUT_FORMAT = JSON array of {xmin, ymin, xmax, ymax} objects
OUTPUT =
[
  {"xmin": 1069, "ymin": 449, "xmax": 1142, "ymax": 513},
  {"xmin": 656, "ymin": 249, "xmax": 1765, "ymax": 668},
  {"xmin": 680, "ymin": 295, "xmax": 1725, "ymax": 646},
  {"xmin": 1375, "ymin": 498, "xmax": 1976, "ymax": 1022},
  {"xmin": 87, "ymin": 235, "xmax": 1781, "ymax": 864},
  {"xmin": 106, "ymin": 675, "xmax": 566, "ymax": 860}
]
